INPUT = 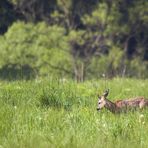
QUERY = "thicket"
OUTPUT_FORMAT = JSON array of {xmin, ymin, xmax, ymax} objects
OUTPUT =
[{"xmin": 0, "ymin": 0, "xmax": 147, "ymax": 80}]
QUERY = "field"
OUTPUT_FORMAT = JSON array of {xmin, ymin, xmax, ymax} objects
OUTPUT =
[{"xmin": 0, "ymin": 78, "xmax": 148, "ymax": 148}]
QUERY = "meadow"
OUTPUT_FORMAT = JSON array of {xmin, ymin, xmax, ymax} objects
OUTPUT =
[{"xmin": 0, "ymin": 78, "xmax": 148, "ymax": 148}]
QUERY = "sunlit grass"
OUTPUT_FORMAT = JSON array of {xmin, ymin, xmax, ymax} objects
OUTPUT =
[{"xmin": 0, "ymin": 78, "xmax": 148, "ymax": 148}]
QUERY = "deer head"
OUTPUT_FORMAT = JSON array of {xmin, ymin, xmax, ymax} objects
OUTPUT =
[{"xmin": 97, "ymin": 89, "xmax": 109, "ymax": 111}]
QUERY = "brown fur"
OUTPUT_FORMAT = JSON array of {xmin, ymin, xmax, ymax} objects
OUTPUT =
[
  {"xmin": 115, "ymin": 97, "xmax": 145, "ymax": 108},
  {"xmin": 97, "ymin": 90, "xmax": 148, "ymax": 113}
]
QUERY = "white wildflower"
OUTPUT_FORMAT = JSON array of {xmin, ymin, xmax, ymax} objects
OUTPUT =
[{"xmin": 139, "ymin": 114, "xmax": 145, "ymax": 124}]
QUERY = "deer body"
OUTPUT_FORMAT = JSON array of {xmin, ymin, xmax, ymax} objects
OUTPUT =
[{"xmin": 97, "ymin": 90, "xmax": 148, "ymax": 113}]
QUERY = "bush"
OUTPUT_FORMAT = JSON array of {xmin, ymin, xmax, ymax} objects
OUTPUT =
[{"xmin": 0, "ymin": 22, "xmax": 72, "ymax": 80}]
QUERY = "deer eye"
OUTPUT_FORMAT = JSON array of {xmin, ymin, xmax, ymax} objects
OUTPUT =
[{"xmin": 98, "ymin": 102, "xmax": 101, "ymax": 104}]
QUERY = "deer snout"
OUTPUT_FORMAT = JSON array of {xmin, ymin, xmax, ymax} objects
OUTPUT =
[{"xmin": 97, "ymin": 108, "xmax": 100, "ymax": 111}]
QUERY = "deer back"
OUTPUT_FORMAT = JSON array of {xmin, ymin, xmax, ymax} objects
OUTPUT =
[{"xmin": 115, "ymin": 97, "xmax": 145, "ymax": 108}]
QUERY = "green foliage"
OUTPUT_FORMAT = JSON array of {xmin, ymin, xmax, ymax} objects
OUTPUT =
[
  {"xmin": 128, "ymin": 1, "xmax": 148, "ymax": 25},
  {"xmin": 86, "ymin": 46, "xmax": 124, "ymax": 78},
  {"xmin": 126, "ymin": 59, "xmax": 148, "ymax": 78},
  {"xmin": 82, "ymin": 3, "xmax": 108, "ymax": 26},
  {"xmin": 0, "ymin": 0, "xmax": 148, "ymax": 80},
  {"xmin": 0, "ymin": 22, "xmax": 72, "ymax": 79}
]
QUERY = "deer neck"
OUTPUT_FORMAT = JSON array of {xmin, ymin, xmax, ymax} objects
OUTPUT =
[{"xmin": 105, "ymin": 99, "xmax": 119, "ymax": 113}]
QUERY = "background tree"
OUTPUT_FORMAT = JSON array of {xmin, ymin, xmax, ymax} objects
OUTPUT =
[
  {"xmin": 0, "ymin": 0, "xmax": 147, "ymax": 80},
  {"xmin": 0, "ymin": 0, "xmax": 19, "ymax": 34},
  {"xmin": 0, "ymin": 22, "xmax": 72, "ymax": 80},
  {"xmin": 15, "ymin": 0, "xmax": 57, "ymax": 23}
]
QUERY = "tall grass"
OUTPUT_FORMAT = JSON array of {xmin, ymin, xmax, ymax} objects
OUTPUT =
[{"xmin": 0, "ymin": 78, "xmax": 148, "ymax": 148}]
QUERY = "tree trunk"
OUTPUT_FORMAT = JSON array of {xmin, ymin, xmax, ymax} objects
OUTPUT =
[{"xmin": 74, "ymin": 61, "xmax": 85, "ymax": 82}]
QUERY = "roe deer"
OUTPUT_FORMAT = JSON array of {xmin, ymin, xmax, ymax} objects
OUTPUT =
[{"xmin": 97, "ymin": 89, "xmax": 148, "ymax": 113}]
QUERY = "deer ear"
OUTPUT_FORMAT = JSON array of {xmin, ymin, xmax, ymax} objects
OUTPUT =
[{"xmin": 103, "ymin": 89, "xmax": 109, "ymax": 97}]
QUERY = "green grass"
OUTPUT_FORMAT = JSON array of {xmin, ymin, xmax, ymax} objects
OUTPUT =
[{"xmin": 0, "ymin": 78, "xmax": 148, "ymax": 148}]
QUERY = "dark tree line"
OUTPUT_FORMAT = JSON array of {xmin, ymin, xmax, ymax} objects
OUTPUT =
[{"xmin": 0, "ymin": 0, "xmax": 147, "ymax": 81}]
